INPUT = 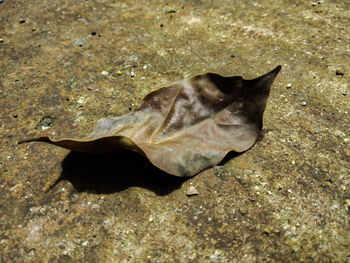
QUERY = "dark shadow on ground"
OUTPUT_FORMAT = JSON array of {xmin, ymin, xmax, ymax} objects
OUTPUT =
[
  {"xmin": 53, "ymin": 151, "xmax": 189, "ymax": 196},
  {"xmin": 217, "ymin": 151, "xmax": 242, "ymax": 166},
  {"xmin": 217, "ymin": 130, "xmax": 268, "ymax": 166}
]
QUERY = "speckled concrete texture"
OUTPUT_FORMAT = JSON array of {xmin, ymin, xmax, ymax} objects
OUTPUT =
[{"xmin": 0, "ymin": 0, "xmax": 349, "ymax": 262}]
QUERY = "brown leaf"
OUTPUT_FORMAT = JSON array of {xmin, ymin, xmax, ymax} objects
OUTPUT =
[{"xmin": 19, "ymin": 66, "xmax": 281, "ymax": 177}]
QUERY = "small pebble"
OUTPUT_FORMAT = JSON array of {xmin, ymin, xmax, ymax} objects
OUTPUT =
[
  {"xmin": 19, "ymin": 18, "xmax": 26, "ymax": 24},
  {"xmin": 336, "ymin": 68, "xmax": 344, "ymax": 75},
  {"xmin": 91, "ymin": 31, "xmax": 96, "ymax": 36},
  {"xmin": 301, "ymin": 101, "xmax": 307, "ymax": 106},
  {"xmin": 239, "ymin": 207, "xmax": 247, "ymax": 215},
  {"xmin": 101, "ymin": 71, "xmax": 108, "ymax": 75},
  {"xmin": 286, "ymin": 83, "xmax": 292, "ymax": 89},
  {"xmin": 77, "ymin": 97, "xmax": 85, "ymax": 105},
  {"xmin": 343, "ymin": 91, "xmax": 347, "ymax": 96},
  {"xmin": 0, "ymin": 39, "xmax": 4, "ymax": 43},
  {"xmin": 294, "ymin": 142, "xmax": 300, "ymax": 148},
  {"xmin": 130, "ymin": 69, "xmax": 135, "ymax": 77},
  {"xmin": 186, "ymin": 186, "xmax": 199, "ymax": 196},
  {"xmin": 345, "ymin": 199, "xmax": 350, "ymax": 207},
  {"xmin": 117, "ymin": 71, "xmax": 123, "ymax": 75}
]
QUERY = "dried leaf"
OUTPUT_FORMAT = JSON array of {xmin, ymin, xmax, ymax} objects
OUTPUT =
[{"xmin": 19, "ymin": 66, "xmax": 281, "ymax": 177}]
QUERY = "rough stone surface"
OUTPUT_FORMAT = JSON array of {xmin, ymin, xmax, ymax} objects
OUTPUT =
[{"xmin": 0, "ymin": 0, "xmax": 349, "ymax": 262}]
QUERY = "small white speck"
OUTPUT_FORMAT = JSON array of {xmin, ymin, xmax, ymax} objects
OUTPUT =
[
  {"xmin": 143, "ymin": 65, "xmax": 147, "ymax": 69},
  {"xmin": 101, "ymin": 71, "xmax": 108, "ymax": 75},
  {"xmin": 287, "ymin": 83, "xmax": 292, "ymax": 88},
  {"xmin": 82, "ymin": 241, "xmax": 89, "ymax": 246},
  {"xmin": 130, "ymin": 69, "xmax": 135, "ymax": 77},
  {"xmin": 7, "ymin": 155, "xmax": 11, "ymax": 159},
  {"xmin": 77, "ymin": 97, "xmax": 85, "ymax": 105},
  {"xmin": 148, "ymin": 216, "xmax": 153, "ymax": 222},
  {"xmin": 62, "ymin": 187, "xmax": 65, "ymax": 192},
  {"xmin": 301, "ymin": 101, "xmax": 307, "ymax": 106}
]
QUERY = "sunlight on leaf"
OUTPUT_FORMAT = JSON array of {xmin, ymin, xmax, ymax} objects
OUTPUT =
[{"xmin": 19, "ymin": 66, "xmax": 281, "ymax": 177}]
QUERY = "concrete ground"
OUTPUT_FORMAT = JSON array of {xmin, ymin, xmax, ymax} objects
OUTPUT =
[{"xmin": 0, "ymin": 0, "xmax": 349, "ymax": 262}]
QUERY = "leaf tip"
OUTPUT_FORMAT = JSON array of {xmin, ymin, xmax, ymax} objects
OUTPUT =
[
  {"xmin": 251, "ymin": 65, "xmax": 282, "ymax": 89},
  {"xmin": 275, "ymin": 65, "xmax": 282, "ymax": 72},
  {"xmin": 267, "ymin": 65, "xmax": 282, "ymax": 79},
  {"xmin": 17, "ymin": 137, "xmax": 51, "ymax": 145}
]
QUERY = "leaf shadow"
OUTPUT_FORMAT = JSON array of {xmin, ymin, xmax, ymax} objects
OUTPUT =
[
  {"xmin": 217, "ymin": 151, "xmax": 243, "ymax": 166},
  {"xmin": 217, "ymin": 130, "xmax": 268, "ymax": 166},
  {"xmin": 54, "ymin": 151, "xmax": 189, "ymax": 196}
]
